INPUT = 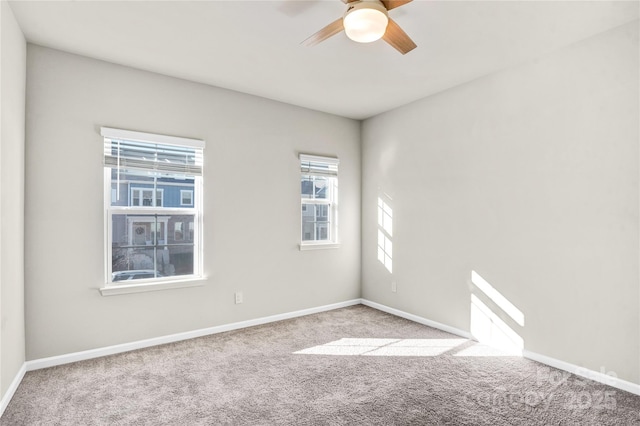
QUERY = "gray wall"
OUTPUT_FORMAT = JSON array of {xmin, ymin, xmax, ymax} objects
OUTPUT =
[
  {"xmin": 362, "ymin": 21, "xmax": 639, "ymax": 383},
  {"xmin": 0, "ymin": 0, "xmax": 26, "ymax": 397},
  {"xmin": 25, "ymin": 45, "xmax": 361, "ymax": 360},
  {"xmin": 17, "ymin": 12, "xmax": 640, "ymax": 389}
]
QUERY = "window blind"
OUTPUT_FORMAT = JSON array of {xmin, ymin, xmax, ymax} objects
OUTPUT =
[
  {"xmin": 102, "ymin": 127, "xmax": 204, "ymax": 176},
  {"xmin": 300, "ymin": 154, "xmax": 339, "ymax": 177}
]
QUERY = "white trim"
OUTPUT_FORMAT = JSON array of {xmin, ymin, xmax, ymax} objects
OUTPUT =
[
  {"xmin": 100, "ymin": 277, "xmax": 204, "ymax": 296},
  {"xmin": 361, "ymin": 299, "xmax": 472, "ymax": 339},
  {"xmin": 361, "ymin": 299, "xmax": 640, "ymax": 396},
  {"xmin": 299, "ymin": 242, "xmax": 341, "ymax": 250},
  {"xmin": 0, "ymin": 363, "xmax": 26, "ymax": 417},
  {"xmin": 25, "ymin": 299, "xmax": 362, "ymax": 371},
  {"xmin": 523, "ymin": 350, "xmax": 640, "ymax": 396},
  {"xmin": 101, "ymin": 127, "xmax": 205, "ymax": 149}
]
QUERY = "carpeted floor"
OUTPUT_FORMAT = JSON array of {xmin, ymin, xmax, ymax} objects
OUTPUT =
[{"xmin": 2, "ymin": 305, "xmax": 639, "ymax": 425}]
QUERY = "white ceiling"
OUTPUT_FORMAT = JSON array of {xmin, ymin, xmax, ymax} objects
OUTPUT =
[{"xmin": 8, "ymin": 0, "xmax": 639, "ymax": 120}]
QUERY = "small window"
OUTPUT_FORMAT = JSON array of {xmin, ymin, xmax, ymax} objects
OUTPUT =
[
  {"xmin": 174, "ymin": 222, "xmax": 184, "ymax": 241},
  {"xmin": 180, "ymin": 190, "xmax": 193, "ymax": 206},
  {"xmin": 102, "ymin": 127, "xmax": 204, "ymax": 291},
  {"xmin": 131, "ymin": 187, "xmax": 163, "ymax": 207},
  {"xmin": 300, "ymin": 154, "xmax": 339, "ymax": 248}
]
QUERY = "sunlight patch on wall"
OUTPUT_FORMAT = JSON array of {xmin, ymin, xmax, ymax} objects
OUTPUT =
[
  {"xmin": 294, "ymin": 338, "xmax": 467, "ymax": 357},
  {"xmin": 471, "ymin": 270, "xmax": 524, "ymax": 326},
  {"xmin": 469, "ymin": 271, "xmax": 525, "ymax": 356},
  {"xmin": 470, "ymin": 293, "xmax": 524, "ymax": 356},
  {"xmin": 377, "ymin": 197, "xmax": 393, "ymax": 273}
]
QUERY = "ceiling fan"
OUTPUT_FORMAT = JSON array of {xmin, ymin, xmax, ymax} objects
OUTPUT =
[{"xmin": 302, "ymin": 0, "xmax": 417, "ymax": 55}]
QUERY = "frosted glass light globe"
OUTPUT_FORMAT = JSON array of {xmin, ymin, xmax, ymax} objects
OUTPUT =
[{"xmin": 344, "ymin": 4, "xmax": 389, "ymax": 43}]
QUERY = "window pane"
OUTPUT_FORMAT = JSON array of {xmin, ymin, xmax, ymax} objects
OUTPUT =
[
  {"xmin": 301, "ymin": 176, "xmax": 314, "ymax": 198},
  {"xmin": 301, "ymin": 175, "xmax": 329, "ymax": 200},
  {"xmin": 316, "ymin": 223, "xmax": 329, "ymax": 240},
  {"xmin": 111, "ymin": 213, "xmax": 196, "ymax": 282},
  {"xmin": 142, "ymin": 190, "xmax": 153, "ymax": 206},
  {"xmin": 112, "ymin": 247, "xmax": 162, "ymax": 281},
  {"xmin": 163, "ymin": 245, "xmax": 194, "ymax": 276},
  {"xmin": 302, "ymin": 204, "xmax": 314, "ymax": 241},
  {"xmin": 110, "ymin": 168, "xmax": 194, "ymax": 208},
  {"xmin": 314, "ymin": 178, "xmax": 328, "ymax": 199},
  {"xmin": 301, "ymin": 204, "xmax": 330, "ymax": 242}
]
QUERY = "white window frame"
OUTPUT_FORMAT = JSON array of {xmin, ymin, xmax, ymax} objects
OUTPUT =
[
  {"xmin": 100, "ymin": 127, "xmax": 205, "ymax": 295},
  {"xmin": 180, "ymin": 189, "xmax": 193, "ymax": 206},
  {"xmin": 299, "ymin": 154, "xmax": 340, "ymax": 250}
]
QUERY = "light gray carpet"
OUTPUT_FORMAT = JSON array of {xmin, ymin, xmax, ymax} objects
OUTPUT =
[{"xmin": 2, "ymin": 305, "xmax": 639, "ymax": 425}]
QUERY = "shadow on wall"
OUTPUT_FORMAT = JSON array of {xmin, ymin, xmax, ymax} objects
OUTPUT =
[{"xmin": 470, "ymin": 270, "xmax": 525, "ymax": 356}]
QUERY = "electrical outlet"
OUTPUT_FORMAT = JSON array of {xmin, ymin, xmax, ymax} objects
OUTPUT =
[
  {"xmin": 391, "ymin": 282, "xmax": 397, "ymax": 293},
  {"xmin": 235, "ymin": 292, "xmax": 243, "ymax": 304}
]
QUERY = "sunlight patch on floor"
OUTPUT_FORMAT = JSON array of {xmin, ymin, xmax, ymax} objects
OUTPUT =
[{"xmin": 294, "ymin": 338, "xmax": 468, "ymax": 357}]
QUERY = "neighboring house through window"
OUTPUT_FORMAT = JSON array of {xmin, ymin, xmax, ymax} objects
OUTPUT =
[
  {"xmin": 101, "ymin": 127, "xmax": 204, "ymax": 291},
  {"xmin": 300, "ymin": 154, "xmax": 339, "ymax": 249}
]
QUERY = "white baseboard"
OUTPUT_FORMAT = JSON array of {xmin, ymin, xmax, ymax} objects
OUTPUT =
[
  {"xmin": 0, "ymin": 362, "xmax": 26, "ymax": 418},
  {"xmin": 19, "ymin": 298, "xmax": 640, "ymax": 399},
  {"xmin": 26, "ymin": 299, "xmax": 362, "ymax": 371},
  {"xmin": 361, "ymin": 299, "xmax": 472, "ymax": 339},
  {"xmin": 523, "ymin": 350, "xmax": 640, "ymax": 396},
  {"xmin": 361, "ymin": 298, "xmax": 640, "ymax": 397}
]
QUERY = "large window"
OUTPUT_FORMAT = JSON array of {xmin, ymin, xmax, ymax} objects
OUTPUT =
[
  {"xmin": 300, "ymin": 154, "xmax": 339, "ymax": 248},
  {"xmin": 102, "ymin": 127, "xmax": 204, "ymax": 289}
]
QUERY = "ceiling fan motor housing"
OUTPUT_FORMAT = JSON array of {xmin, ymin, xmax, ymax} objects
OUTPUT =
[{"xmin": 343, "ymin": 0, "xmax": 390, "ymax": 43}]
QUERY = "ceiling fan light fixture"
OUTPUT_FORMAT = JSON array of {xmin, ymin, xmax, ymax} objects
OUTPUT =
[{"xmin": 343, "ymin": 1, "xmax": 389, "ymax": 43}]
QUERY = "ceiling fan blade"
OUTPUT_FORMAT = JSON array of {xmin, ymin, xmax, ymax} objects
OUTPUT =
[
  {"xmin": 302, "ymin": 18, "xmax": 344, "ymax": 47},
  {"xmin": 380, "ymin": 0, "xmax": 413, "ymax": 11},
  {"xmin": 382, "ymin": 17, "xmax": 417, "ymax": 54}
]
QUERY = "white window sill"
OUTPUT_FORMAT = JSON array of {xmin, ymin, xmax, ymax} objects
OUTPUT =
[
  {"xmin": 99, "ymin": 277, "xmax": 204, "ymax": 296},
  {"xmin": 299, "ymin": 242, "xmax": 341, "ymax": 251}
]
